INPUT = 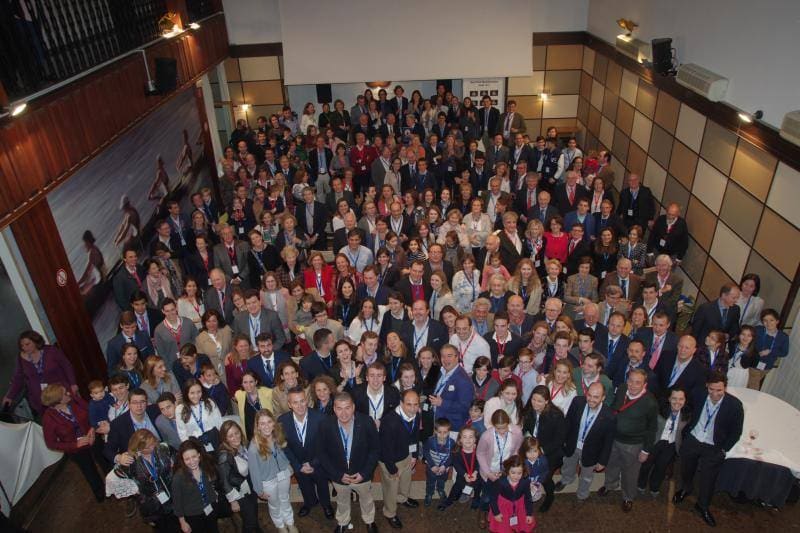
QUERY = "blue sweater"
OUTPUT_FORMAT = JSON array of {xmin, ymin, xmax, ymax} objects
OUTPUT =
[
  {"xmin": 754, "ymin": 326, "xmax": 790, "ymax": 370},
  {"xmin": 423, "ymin": 436, "xmax": 454, "ymax": 473},
  {"xmin": 88, "ymin": 393, "xmax": 115, "ymax": 428}
]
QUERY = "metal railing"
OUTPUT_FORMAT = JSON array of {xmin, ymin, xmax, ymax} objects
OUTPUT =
[{"xmin": 0, "ymin": 0, "xmax": 167, "ymax": 100}]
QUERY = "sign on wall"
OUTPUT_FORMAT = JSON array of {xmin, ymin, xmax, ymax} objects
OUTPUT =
[{"xmin": 462, "ymin": 78, "xmax": 506, "ymax": 112}]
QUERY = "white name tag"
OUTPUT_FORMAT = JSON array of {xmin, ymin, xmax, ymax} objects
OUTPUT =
[
  {"xmin": 601, "ymin": 271, "xmax": 607, "ymax": 279},
  {"xmin": 563, "ymin": 267, "xmax": 568, "ymax": 274},
  {"xmin": 535, "ymin": 260, "xmax": 541, "ymax": 267},
  {"xmin": 509, "ymin": 516, "xmax": 519, "ymax": 526},
  {"xmin": 204, "ymin": 442, "xmax": 214, "ymax": 452},
  {"xmin": 204, "ymin": 504, "xmax": 213, "ymax": 516},
  {"xmin": 448, "ymin": 385, "xmax": 455, "ymax": 392},
  {"xmin": 409, "ymin": 444, "xmax": 418, "ymax": 453},
  {"xmin": 462, "ymin": 485, "xmax": 473, "ymax": 495},
  {"xmin": 422, "ymin": 403, "xmax": 430, "ymax": 412},
  {"xmin": 231, "ymin": 265, "xmax": 240, "ymax": 275},
  {"xmin": 757, "ymin": 362, "xmax": 767, "ymax": 371},
  {"xmin": 449, "ymin": 431, "xmax": 459, "ymax": 441},
  {"xmin": 156, "ymin": 491, "xmax": 169, "ymax": 504},
  {"xmin": 238, "ymin": 226, "xmax": 245, "ymax": 235},
  {"xmin": 659, "ymin": 238, "xmax": 666, "ymax": 247},
  {"xmin": 40, "ymin": 382, "xmax": 48, "ymax": 390},
  {"xmin": 207, "ymin": 278, "xmax": 212, "ymax": 286},
  {"xmin": 276, "ymin": 469, "xmax": 290, "ymax": 482},
  {"xmin": 627, "ymin": 209, "xmax": 634, "ymax": 217},
  {"xmin": 239, "ymin": 480, "xmax": 251, "ymax": 496}
]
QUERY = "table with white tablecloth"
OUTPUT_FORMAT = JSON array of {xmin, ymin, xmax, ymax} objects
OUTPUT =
[{"xmin": 716, "ymin": 387, "xmax": 800, "ymax": 506}]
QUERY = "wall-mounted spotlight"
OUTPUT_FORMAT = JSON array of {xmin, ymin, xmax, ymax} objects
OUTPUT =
[
  {"xmin": 539, "ymin": 93, "xmax": 549, "ymax": 102},
  {"xmin": 189, "ymin": 22, "xmax": 200, "ymax": 30},
  {"xmin": 738, "ymin": 110, "xmax": 763, "ymax": 123},
  {"xmin": 240, "ymin": 104, "xmax": 251, "ymax": 112},
  {"xmin": 11, "ymin": 102, "xmax": 27, "ymax": 116}
]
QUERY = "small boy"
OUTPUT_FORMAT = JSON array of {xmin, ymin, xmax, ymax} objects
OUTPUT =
[
  {"xmin": 199, "ymin": 363, "xmax": 230, "ymax": 414},
  {"xmin": 155, "ymin": 392, "xmax": 181, "ymax": 450},
  {"xmin": 423, "ymin": 418, "xmax": 455, "ymax": 506},
  {"xmin": 465, "ymin": 399, "xmax": 487, "ymax": 437},
  {"xmin": 88, "ymin": 379, "xmax": 114, "ymax": 430}
]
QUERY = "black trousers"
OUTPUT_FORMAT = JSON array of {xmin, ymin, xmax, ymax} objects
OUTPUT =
[
  {"xmin": 540, "ymin": 452, "xmax": 562, "ymax": 510},
  {"xmin": 238, "ymin": 492, "xmax": 261, "ymax": 532},
  {"xmin": 446, "ymin": 474, "xmax": 483, "ymax": 506},
  {"xmin": 184, "ymin": 514, "xmax": 219, "ymax": 533},
  {"xmin": 638, "ymin": 440, "xmax": 677, "ymax": 492},
  {"xmin": 70, "ymin": 448, "xmax": 104, "ymax": 500},
  {"xmin": 680, "ymin": 434, "xmax": 726, "ymax": 510},
  {"xmin": 296, "ymin": 468, "xmax": 331, "ymax": 508}
]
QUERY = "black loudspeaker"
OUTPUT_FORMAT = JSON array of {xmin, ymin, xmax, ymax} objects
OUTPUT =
[
  {"xmin": 436, "ymin": 79, "xmax": 453, "ymax": 92},
  {"xmin": 154, "ymin": 57, "xmax": 178, "ymax": 93},
  {"xmin": 316, "ymin": 83, "xmax": 332, "ymax": 103},
  {"xmin": 651, "ymin": 38, "xmax": 673, "ymax": 75}
]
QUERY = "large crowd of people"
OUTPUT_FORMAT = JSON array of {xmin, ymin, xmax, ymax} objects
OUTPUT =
[{"xmin": 3, "ymin": 86, "xmax": 793, "ymax": 532}]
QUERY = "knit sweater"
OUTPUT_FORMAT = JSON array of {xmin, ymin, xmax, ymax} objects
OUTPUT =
[{"xmin": 610, "ymin": 385, "xmax": 658, "ymax": 453}]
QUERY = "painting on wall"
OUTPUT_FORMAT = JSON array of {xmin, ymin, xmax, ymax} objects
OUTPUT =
[{"xmin": 48, "ymin": 86, "xmax": 212, "ymax": 349}]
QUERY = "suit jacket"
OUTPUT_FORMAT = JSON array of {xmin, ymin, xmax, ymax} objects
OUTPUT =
[
  {"xmin": 554, "ymin": 184, "xmax": 589, "ymax": 215},
  {"xmin": 528, "ymin": 204, "xmax": 560, "ymax": 227},
  {"xmin": 388, "ymin": 96, "xmax": 409, "ymax": 117},
  {"xmin": 333, "ymin": 226, "xmax": 366, "ymax": 256},
  {"xmin": 370, "ymin": 157, "xmax": 390, "ymax": 189},
  {"xmin": 683, "ymin": 391, "xmax": 744, "ymax": 452},
  {"xmin": 395, "ymin": 277, "xmax": 432, "ymax": 307},
  {"xmin": 300, "ymin": 351, "xmax": 336, "ymax": 382},
  {"xmin": 246, "ymin": 351, "xmax": 291, "ymax": 388},
  {"xmin": 521, "ymin": 408, "xmax": 567, "ymax": 463},
  {"xmin": 593, "ymin": 213, "xmax": 627, "ymax": 240},
  {"xmin": 233, "ymin": 309, "xmax": 287, "ymax": 351},
  {"xmin": 184, "ymin": 250, "xmax": 216, "ymax": 291},
  {"xmin": 599, "ymin": 334, "xmax": 630, "ymax": 380},
  {"xmin": 295, "ymin": 201, "xmax": 329, "ymax": 240},
  {"xmin": 648, "ymin": 215, "xmax": 689, "ymax": 260},
  {"xmin": 386, "ymin": 214, "xmax": 413, "ymax": 240},
  {"xmin": 486, "ymin": 145, "xmax": 510, "ymax": 170},
  {"xmin": 212, "ymin": 241, "xmax": 250, "ymax": 287},
  {"xmin": 483, "ymin": 332, "xmax": 525, "ymax": 367},
  {"xmin": 478, "ymin": 107, "xmax": 500, "ymax": 138},
  {"xmin": 565, "ymin": 239, "xmax": 593, "ymax": 275},
  {"xmin": 308, "ymin": 147, "xmax": 334, "ymax": 180},
  {"xmin": 653, "ymin": 353, "xmax": 708, "ymax": 405},
  {"xmin": 616, "ymin": 186, "xmax": 656, "ymax": 229},
  {"xmin": 563, "ymin": 398, "xmax": 616, "ymax": 467},
  {"xmin": 691, "ymin": 299, "xmax": 740, "ymax": 342},
  {"xmin": 204, "ymin": 283, "xmax": 236, "ymax": 325},
  {"xmin": 105, "ymin": 330, "xmax": 154, "ymax": 370},
  {"xmin": 112, "ymin": 264, "xmax": 147, "ymax": 310},
  {"xmin": 434, "ymin": 366, "xmax": 474, "ymax": 430},
  {"xmin": 153, "ymin": 317, "xmax": 198, "ymax": 369},
  {"xmin": 379, "ymin": 123, "xmax": 401, "ymax": 144},
  {"xmin": 325, "ymin": 190, "xmax": 356, "ymax": 215},
  {"xmin": 317, "ymin": 412, "xmax": 380, "ymax": 481},
  {"xmin": 399, "ymin": 319, "xmax": 449, "ymax": 354},
  {"xmin": 574, "ymin": 321, "xmax": 609, "ymax": 352},
  {"xmin": 498, "ymin": 111, "xmax": 525, "ymax": 136},
  {"xmin": 515, "ymin": 187, "xmax": 543, "ymax": 218},
  {"xmin": 509, "ymin": 144, "xmax": 533, "ymax": 170},
  {"xmin": 634, "ymin": 328, "xmax": 678, "ymax": 366},
  {"xmin": 356, "ymin": 284, "xmax": 388, "ymax": 306},
  {"xmin": 644, "ymin": 271, "xmax": 683, "ymax": 315},
  {"xmin": 400, "ymin": 168, "xmax": 437, "ymax": 194},
  {"xmin": 353, "ymin": 384, "xmax": 401, "ymax": 421},
  {"xmin": 279, "ymin": 409, "xmax": 326, "ymax": 470},
  {"xmin": 600, "ymin": 272, "xmax": 642, "ymax": 303},
  {"xmin": 103, "ymin": 411, "xmax": 161, "ymax": 463},
  {"xmin": 563, "ymin": 212, "xmax": 597, "ymax": 244},
  {"xmin": 497, "ymin": 231, "xmax": 523, "ymax": 273}
]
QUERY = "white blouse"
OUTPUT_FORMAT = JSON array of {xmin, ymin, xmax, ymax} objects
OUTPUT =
[{"xmin": 175, "ymin": 401, "xmax": 223, "ymax": 443}]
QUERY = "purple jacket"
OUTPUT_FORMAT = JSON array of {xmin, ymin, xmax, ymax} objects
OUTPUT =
[{"xmin": 7, "ymin": 345, "xmax": 77, "ymax": 413}]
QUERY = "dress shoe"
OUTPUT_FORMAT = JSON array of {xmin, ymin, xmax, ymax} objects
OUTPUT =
[
  {"xmin": 323, "ymin": 506, "xmax": 335, "ymax": 519},
  {"xmin": 298, "ymin": 506, "xmax": 311, "ymax": 517},
  {"xmin": 386, "ymin": 516, "xmax": 402, "ymax": 529},
  {"xmin": 694, "ymin": 504, "xmax": 716, "ymax": 527},
  {"xmin": 539, "ymin": 499, "xmax": 553, "ymax": 513},
  {"xmin": 437, "ymin": 501, "xmax": 451, "ymax": 511},
  {"xmin": 401, "ymin": 498, "xmax": 419, "ymax": 508},
  {"xmin": 622, "ymin": 500, "xmax": 633, "ymax": 512},
  {"xmin": 672, "ymin": 490, "xmax": 687, "ymax": 504},
  {"xmin": 597, "ymin": 486, "xmax": 610, "ymax": 497},
  {"xmin": 554, "ymin": 481, "xmax": 566, "ymax": 492},
  {"xmin": 366, "ymin": 523, "xmax": 379, "ymax": 533}
]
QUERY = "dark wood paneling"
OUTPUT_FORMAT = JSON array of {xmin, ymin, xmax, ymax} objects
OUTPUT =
[
  {"xmin": 0, "ymin": 13, "xmax": 229, "ymax": 230},
  {"xmin": 532, "ymin": 32, "xmax": 587, "ymax": 46},
  {"xmin": 229, "ymin": 43, "xmax": 283, "ymax": 57},
  {"xmin": 10, "ymin": 203, "xmax": 106, "ymax": 390}
]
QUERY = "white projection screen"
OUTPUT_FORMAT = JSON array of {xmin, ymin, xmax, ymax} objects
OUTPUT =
[{"xmin": 279, "ymin": 0, "xmax": 533, "ymax": 85}]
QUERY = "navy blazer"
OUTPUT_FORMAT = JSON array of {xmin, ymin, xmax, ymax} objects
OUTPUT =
[
  {"xmin": 103, "ymin": 411, "xmax": 161, "ymax": 463},
  {"xmin": 432, "ymin": 366, "xmax": 473, "ymax": 430},
  {"xmin": 653, "ymin": 352, "xmax": 708, "ymax": 406},
  {"xmin": 317, "ymin": 412, "xmax": 380, "ymax": 482},
  {"xmin": 599, "ymin": 334, "xmax": 630, "ymax": 377},
  {"xmin": 353, "ymin": 384, "xmax": 401, "ymax": 421},
  {"xmin": 528, "ymin": 204, "xmax": 560, "ymax": 228},
  {"xmin": 634, "ymin": 328, "xmax": 678, "ymax": 364},
  {"xmin": 563, "ymin": 397, "xmax": 616, "ymax": 467},
  {"xmin": 356, "ymin": 284, "xmax": 388, "ymax": 306},
  {"xmin": 105, "ymin": 331, "xmax": 155, "ymax": 370},
  {"xmin": 246, "ymin": 351, "xmax": 291, "ymax": 388},
  {"xmin": 172, "ymin": 355, "xmax": 212, "ymax": 389},
  {"xmin": 574, "ymin": 321, "xmax": 609, "ymax": 352},
  {"xmin": 204, "ymin": 283, "xmax": 235, "ymax": 325},
  {"xmin": 691, "ymin": 299, "xmax": 740, "ymax": 343},
  {"xmin": 300, "ymin": 351, "xmax": 336, "ymax": 382},
  {"xmin": 278, "ymin": 409, "xmax": 325, "ymax": 470},
  {"xmin": 683, "ymin": 391, "xmax": 743, "ymax": 452},
  {"xmin": 609, "ymin": 361, "xmax": 656, "ymax": 390},
  {"xmin": 399, "ymin": 319, "xmax": 448, "ymax": 355}
]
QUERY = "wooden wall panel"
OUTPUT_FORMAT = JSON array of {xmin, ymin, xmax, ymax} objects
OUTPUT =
[
  {"xmin": 0, "ymin": 14, "xmax": 229, "ymax": 230},
  {"xmin": 11, "ymin": 203, "xmax": 106, "ymax": 390}
]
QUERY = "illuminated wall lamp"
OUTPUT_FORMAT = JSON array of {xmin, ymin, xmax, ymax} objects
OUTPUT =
[
  {"xmin": 11, "ymin": 102, "xmax": 27, "ymax": 116},
  {"xmin": 738, "ymin": 110, "xmax": 763, "ymax": 123},
  {"xmin": 189, "ymin": 22, "xmax": 200, "ymax": 30},
  {"xmin": 240, "ymin": 104, "xmax": 251, "ymax": 112},
  {"xmin": 539, "ymin": 93, "xmax": 549, "ymax": 102}
]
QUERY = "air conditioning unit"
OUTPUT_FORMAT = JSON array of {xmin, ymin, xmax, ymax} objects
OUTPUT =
[
  {"xmin": 616, "ymin": 34, "xmax": 650, "ymax": 63},
  {"xmin": 675, "ymin": 63, "xmax": 729, "ymax": 102},
  {"xmin": 780, "ymin": 110, "xmax": 800, "ymax": 146}
]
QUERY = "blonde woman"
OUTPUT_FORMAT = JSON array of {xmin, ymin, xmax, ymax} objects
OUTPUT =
[
  {"xmin": 247, "ymin": 410, "xmax": 297, "ymax": 533},
  {"xmin": 194, "ymin": 309, "xmax": 233, "ymax": 380},
  {"xmin": 537, "ymin": 359, "xmax": 577, "ymax": 414},
  {"xmin": 140, "ymin": 355, "xmax": 182, "ymax": 404},
  {"xmin": 508, "ymin": 258, "xmax": 543, "ymax": 314},
  {"xmin": 463, "ymin": 198, "xmax": 492, "ymax": 254},
  {"xmin": 234, "ymin": 370, "xmax": 272, "ymax": 441},
  {"xmin": 452, "ymin": 254, "xmax": 481, "ymax": 314},
  {"xmin": 429, "ymin": 270, "xmax": 457, "ymax": 320}
]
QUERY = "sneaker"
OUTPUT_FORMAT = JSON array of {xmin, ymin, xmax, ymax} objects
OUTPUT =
[
  {"xmin": 637, "ymin": 486, "xmax": 646, "ymax": 495},
  {"xmin": 650, "ymin": 490, "xmax": 660, "ymax": 498}
]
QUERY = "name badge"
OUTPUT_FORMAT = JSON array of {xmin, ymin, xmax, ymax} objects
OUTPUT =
[
  {"xmin": 40, "ymin": 382, "xmax": 48, "ymax": 390},
  {"xmin": 204, "ymin": 442, "xmax": 214, "ymax": 452},
  {"xmin": 535, "ymin": 260, "xmax": 541, "ymax": 267},
  {"xmin": 449, "ymin": 430, "xmax": 459, "ymax": 441},
  {"xmin": 238, "ymin": 226, "xmax": 245, "ymax": 235},
  {"xmin": 448, "ymin": 385, "xmax": 455, "ymax": 392},
  {"xmin": 239, "ymin": 480, "xmax": 251, "ymax": 496},
  {"xmin": 462, "ymin": 485, "xmax": 473, "ymax": 495},
  {"xmin": 756, "ymin": 362, "xmax": 767, "ymax": 371},
  {"xmin": 361, "ymin": 165, "xmax": 367, "ymax": 171},
  {"xmin": 509, "ymin": 516, "xmax": 519, "ymax": 526},
  {"xmin": 422, "ymin": 403, "xmax": 430, "ymax": 412},
  {"xmin": 659, "ymin": 238, "xmax": 666, "ymax": 247},
  {"xmin": 203, "ymin": 504, "xmax": 214, "ymax": 516},
  {"xmin": 409, "ymin": 443, "xmax": 418, "ymax": 453},
  {"xmin": 231, "ymin": 265, "xmax": 240, "ymax": 275},
  {"xmin": 156, "ymin": 491, "xmax": 169, "ymax": 504},
  {"xmin": 627, "ymin": 209, "xmax": 634, "ymax": 217},
  {"xmin": 563, "ymin": 267, "xmax": 568, "ymax": 274},
  {"xmin": 601, "ymin": 271, "xmax": 607, "ymax": 279},
  {"xmin": 447, "ymin": 165, "xmax": 454, "ymax": 172},
  {"xmin": 276, "ymin": 469, "xmax": 290, "ymax": 482},
  {"xmin": 207, "ymin": 278, "xmax": 212, "ymax": 286}
]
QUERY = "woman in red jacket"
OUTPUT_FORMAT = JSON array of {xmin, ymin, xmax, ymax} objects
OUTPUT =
[
  {"xmin": 41, "ymin": 384, "xmax": 105, "ymax": 502},
  {"xmin": 303, "ymin": 251, "xmax": 336, "ymax": 311}
]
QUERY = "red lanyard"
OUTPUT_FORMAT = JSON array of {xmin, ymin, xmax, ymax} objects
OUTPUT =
[
  {"xmin": 165, "ymin": 320, "xmax": 182, "ymax": 345},
  {"xmin": 201, "ymin": 254, "xmax": 209, "ymax": 272},
  {"xmin": 580, "ymin": 377, "xmax": 595, "ymax": 396},
  {"xmin": 458, "ymin": 333, "xmax": 476, "ymax": 365},
  {"xmin": 616, "ymin": 391, "xmax": 645, "ymax": 414},
  {"xmin": 550, "ymin": 383, "xmax": 564, "ymax": 399},
  {"xmin": 462, "ymin": 450, "xmax": 476, "ymax": 477}
]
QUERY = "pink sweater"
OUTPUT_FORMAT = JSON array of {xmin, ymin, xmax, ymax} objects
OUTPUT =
[{"xmin": 477, "ymin": 426, "xmax": 524, "ymax": 481}]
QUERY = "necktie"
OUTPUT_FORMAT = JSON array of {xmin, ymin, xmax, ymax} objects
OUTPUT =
[
  {"xmin": 568, "ymin": 187, "xmax": 575, "ymax": 205},
  {"xmin": 649, "ymin": 336, "xmax": 664, "ymax": 370},
  {"xmin": 484, "ymin": 110, "xmax": 489, "ymax": 132},
  {"xmin": 721, "ymin": 307, "xmax": 728, "ymax": 324},
  {"xmin": 527, "ymin": 190, "xmax": 533, "ymax": 210},
  {"xmin": 621, "ymin": 279, "xmax": 628, "ymax": 298},
  {"xmin": 137, "ymin": 314, "xmax": 146, "ymax": 332},
  {"xmin": 504, "ymin": 114, "xmax": 511, "ymax": 133},
  {"xmin": 218, "ymin": 290, "xmax": 225, "ymax": 308}
]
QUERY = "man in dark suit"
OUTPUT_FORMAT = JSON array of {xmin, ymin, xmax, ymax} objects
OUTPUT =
[
  {"xmin": 528, "ymin": 190, "xmax": 560, "ymax": 228},
  {"xmin": 483, "ymin": 312, "xmax": 525, "ymax": 367},
  {"xmin": 213, "ymin": 225, "xmax": 250, "ymax": 288},
  {"xmin": 402, "ymin": 157, "xmax": 436, "ymax": 194},
  {"xmin": 616, "ymin": 173, "xmax": 656, "ymax": 232},
  {"xmin": 106, "ymin": 311, "xmax": 155, "ymax": 370},
  {"xmin": 279, "ymin": 387, "xmax": 334, "ymax": 518},
  {"xmin": 485, "ymin": 133, "xmax": 510, "ymax": 171},
  {"xmin": 691, "ymin": 283, "xmax": 741, "ymax": 342},
  {"xmin": 609, "ymin": 339, "xmax": 656, "ymax": 389},
  {"xmin": 325, "ymin": 176, "xmax": 356, "ymax": 215},
  {"xmin": 654, "ymin": 335, "xmax": 708, "ymax": 406},
  {"xmin": 423, "ymin": 244, "xmax": 455, "ymax": 282},
  {"xmin": 333, "ymin": 212, "xmax": 366, "ymax": 256},
  {"xmin": 353, "ymin": 362, "xmax": 401, "ymax": 427},
  {"xmin": 565, "ymin": 224, "xmax": 592, "ymax": 275},
  {"xmin": 478, "ymin": 95, "xmax": 499, "ymax": 143},
  {"xmin": 575, "ymin": 302, "xmax": 609, "ymax": 350},
  {"xmin": 498, "ymin": 100, "xmax": 525, "ymax": 142},
  {"xmin": 388, "ymin": 85, "xmax": 409, "ymax": 118},
  {"xmin": 634, "ymin": 311, "xmax": 678, "ymax": 371},
  {"xmin": 554, "ymin": 171, "xmax": 589, "ymax": 216},
  {"xmin": 600, "ymin": 258, "xmax": 642, "ymax": 303},
  {"xmin": 103, "ymin": 388, "xmax": 160, "ymax": 464},
  {"xmin": 469, "ymin": 153, "xmax": 491, "ymax": 192},
  {"xmin": 295, "ymin": 187, "xmax": 328, "ymax": 251},
  {"xmin": 399, "ymin": 300, "xmax": 449, "ymax": 356},
  {"xmin": 395, "ymin": 261, "xmax": 432, "ymax": 307},
  {"xmin": 316, "ymin": 392, "xmax": 380, "ymax": 533},
  {"xmin": 130, "ymin": 291, "xmax": 163, "ymax": 338},
  {"xmin": 379, "ymin": 113, "xmax": 401, "ymax": 144},
  {"xmin": 357, "ymin": 266, "xmax": 388, "ymax": 306},
  {"xmin": 600, "ymin": 312, "xmax": 630, "ymax": 379},
  {"xmin": 638, "ymin": 281, "xmax": 675, "ymax": 326},
  {"xmin": 429, "ymin": 113, "xmax": 449, "ymax": 143},
  {"xmin": 113, "ymin": 248, "xmax": 146, "ymax": 311},
  {"xmin": 645, "ymin": 255, "xmax": 683, "ymax": 317},
  {"xmin": 509, "ymin": 133, "xmax": 532, "ymax": 173},
  {"xmin": 352, "ymin": 114, "xmax": 376, "ymax": 143},
  {"xmin": 673, "ymin": 372, "xmax": 744, "ymax": 527},
  {"xmin": 204, "ymin": 268, "xmax": 236, "ymax": 325},
  {"xmin": 246, "ymin": 333, "xmax": 291, "ymax": 388},
  {"xmin": 308, "ymin": 136, "xmax": 334, "ymax": 183},
  {"xmin": 148, "ymin": 220, "xmax": 186, "ymax": 261},
  {"xmin": 300, "ymin": 328, "xmax": 336, "ymax": 382},
  {"xmin": 564, "ymin": 199, "xmax": 597, "ymax": 243},
  {"xmin": 593, "ymin": 199, "xmax": 627, "ymax": 240},
  {"xmin": 233, "ymin": 289, "xmax": 287, "ymax": 351},
  {"xmin": 557, "ymin": 382, "xmax": 616, "ymax": 501},
  {"xmin": 648, "ymin": 202, "xmax": 689, "ymax": 260},
  {"xmin": 515, "ymin": 172, "xmax": 542, "ymax": 225}
]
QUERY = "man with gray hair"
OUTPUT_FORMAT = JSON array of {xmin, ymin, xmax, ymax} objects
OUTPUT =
[
  {"xmin": 601, "ymin": 257, "xmax": 642, "ymax": 303},
  {"xmin": 648, "ymin": 202, "xmax": 689, "ymax": 260},
  {"xmin": 645, "ymin": 254, "xmax": 683, "ymax": 315}
]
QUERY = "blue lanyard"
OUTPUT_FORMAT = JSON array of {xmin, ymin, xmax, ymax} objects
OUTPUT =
[
  {"xmin": 347, "ymin": 248, "xmax": 360, "ymax": 268},
  {"xmin": 581, "ymin": 407, "xmax": 597, "ymax": 442},
  {"xmin": 703, "ymin": 399, "xmax": 722, "ymax": 432},
  {"xmin": 126, "ymin": 370, "xmax": 141, "ymax": 388},
  {"xmin": 33, "ymin": 352, "xmax": 45, "ymax": 377},
  {"xmin": 191, "ymin": 405, "xmax": 205, "ymax": 433},
  {"xmin": 668, "ymin": 412, "xmax": 678, "ymax": 433},
  {"xmin": 364, "ymin": 316, "xmax": 375, "ymax": 332},
  {"xmin": 669, "ymin": 362, "xmax": 682, "ymax": 385},
  {"xmin": 368, "ymin": 393, "xmax": 384, "ymax": 419},
  {"xmin": 494, "ymin": 431, "xmax": 509, "ymax": 462},
  {"xmin": 403, "ymin": 417, "xmax": 416, "ymax": 435},
  {"xmin": 338, "ymin": 424, "xmax": 351, "ymax": 467},
  {"xmin": 436, "ymin": 438, "xmax": 451, "ymax": 466},
  {"xmin": 527, "ymin": 458, "xmax": 542, "ymax": 483},
  {"xmin": 341, "ymin": 304, "xmax": 350, "ymax": 323},
  {"xmin": 319, "ymin": 353, "xmax": 332, "ymax": 370},
  {"xmin": 249, "ymin": 315, "xmax": 261, "ymax": 339},
  {"xmin": 196, "ymin": 473, "xmax": 209, "ymax": 506},
  {"xmin": 295, "ymin": 416, "xmax": 307, "ymax": 445},
  {"xmin": 142, "ymin": 455, "xmax": 159, "ymax": 483},
  {"xmin": 390, "ymin": 357, "xmax": 402, "ymax": 382},
  {"xmin": 520, "ymin": 285, "xmax": 528, "ymax": 304},
  {"xmin": 413, "ymin": 322, "xmax": 429, "ymax": 353},
  {"xmin": 315, "ymin": 273, "xmax": 324, "ymax": 296},
  {"xmin": 57, "ymin": 405, "xmax": 82, "ymax": 437},
  {"xmin": 762, "ymin": 331, "xmax": 777, "ymax": 353},
  {"xmin": 434, "ymin": 368, "xmax": 452, "ymax": 396}
]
